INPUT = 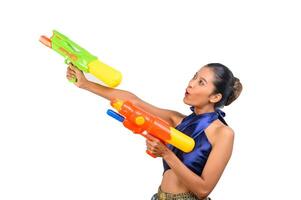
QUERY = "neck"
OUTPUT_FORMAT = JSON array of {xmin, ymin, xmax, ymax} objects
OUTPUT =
[{"xmin": 194, "ymin": 104, "xmax": 215, "ymax": 115}]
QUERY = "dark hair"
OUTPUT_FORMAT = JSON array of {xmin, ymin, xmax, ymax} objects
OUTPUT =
[{"xmin": 206, "ymin": 63, "xmax": 242, "ymax": 108}]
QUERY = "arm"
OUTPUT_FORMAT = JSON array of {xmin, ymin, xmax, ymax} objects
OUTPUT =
[
  {"xmin": 146, "ymin": 126, "xmax": 234, "ymax": 199},
  {"xmin": 66, "ymin": 64, "xmax": 186, "ymax": 127}
]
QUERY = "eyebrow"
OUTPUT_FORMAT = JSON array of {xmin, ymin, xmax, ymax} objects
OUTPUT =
[
  {"xmin": 197, "ymin": 74, "xmax": 208, "ymax": 83},
  {"xmin": 200, "ymin": 77, "xmax": 208, "ymax": 83},
  {"xmin": 194, "ymin": 72, "xmax": 208, "ymax": 83}
]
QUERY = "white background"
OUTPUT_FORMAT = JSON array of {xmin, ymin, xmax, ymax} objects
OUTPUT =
[{"xmin": 0, "ymin": 0, "xmax": 300, "ymax": 199}]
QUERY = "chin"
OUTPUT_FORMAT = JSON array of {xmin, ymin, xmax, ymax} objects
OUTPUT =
[{"xmin": 183, "ymin": 97, "xmax": 192, "ymax": 106}]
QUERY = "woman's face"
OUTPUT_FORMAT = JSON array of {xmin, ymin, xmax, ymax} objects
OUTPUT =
[{"xmin": 184, "ymin": 66, "xmax": 219, "ymax": 107}]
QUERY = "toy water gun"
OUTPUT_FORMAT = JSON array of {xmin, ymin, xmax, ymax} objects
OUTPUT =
[
  {"xmin": 39, "ymin": 30, "xmax": 122, "ymax": 88},
  {"xmin": 106, "ymin": 99, "xmax": 195, "ymax": 158}
]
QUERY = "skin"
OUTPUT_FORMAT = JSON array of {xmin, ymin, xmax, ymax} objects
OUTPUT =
[{"xmin": 67, "ymin": 65, "xmax": 234, "ymax": 199}]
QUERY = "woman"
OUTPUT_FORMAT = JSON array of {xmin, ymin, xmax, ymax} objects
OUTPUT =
[{"xmin": 66, "ymin": 63, "xmax": 242, "ymax": 200}]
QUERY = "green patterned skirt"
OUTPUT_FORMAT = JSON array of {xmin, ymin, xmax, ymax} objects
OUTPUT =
[{"xmin": 151, "ymin": 187, "xmax": 211, "ymax": 200}]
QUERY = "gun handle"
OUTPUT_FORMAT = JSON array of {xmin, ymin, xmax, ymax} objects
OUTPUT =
[{"xmin": 143, "ymin": 132, "xmax": 166, "ymax": 158}]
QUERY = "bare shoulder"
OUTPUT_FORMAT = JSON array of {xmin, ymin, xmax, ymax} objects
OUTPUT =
[
  {"xmin": 207, "ymin": 121, "xmax": 235, "ymax": 147},
  {"xmin": 214, "ymin": 125, "xmax": 235, "ymax": 146},
  {"xmin": 217, "ymin": 125, "xmax": 234, "ymax": 136}
]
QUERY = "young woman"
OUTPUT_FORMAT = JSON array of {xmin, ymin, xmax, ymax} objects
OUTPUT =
[{"xmin": 66, "ymin": 63, "xmax": 242, "ymax": 200}]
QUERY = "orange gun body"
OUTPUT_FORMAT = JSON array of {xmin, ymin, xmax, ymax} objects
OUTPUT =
[{"xmin": 110, "ymin": 99, "xmax": 195, "ymax": 157}]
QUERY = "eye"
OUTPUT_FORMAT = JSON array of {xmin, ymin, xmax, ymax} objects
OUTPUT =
[{"xmin": 199, "ymin": 80, "xmax": 205, "ymax": 85}]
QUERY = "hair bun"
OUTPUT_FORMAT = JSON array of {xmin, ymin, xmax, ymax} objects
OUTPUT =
[{"xmin": 225, "ymin": 77, "xmax": 243, "ymax": 106}]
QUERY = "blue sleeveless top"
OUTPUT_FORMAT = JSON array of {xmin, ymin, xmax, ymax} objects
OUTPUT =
[{"xmin": 163, "ymin": 107, "xmax": 228, "ymax": 175}]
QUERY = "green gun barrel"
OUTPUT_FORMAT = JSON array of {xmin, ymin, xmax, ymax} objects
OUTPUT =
[{"xmin": 40, "ymin": 30, "xmax": 122, "ymax": 87}]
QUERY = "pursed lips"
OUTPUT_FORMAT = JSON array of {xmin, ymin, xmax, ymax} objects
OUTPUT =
[{"xmin": 185, "ymin": 89, "xmax": 191, "ymax": 96}]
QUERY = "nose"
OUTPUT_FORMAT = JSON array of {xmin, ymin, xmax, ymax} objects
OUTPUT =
[{"xmin": 188, "ymin": 79, "xmax": 195, "ymax": 88}]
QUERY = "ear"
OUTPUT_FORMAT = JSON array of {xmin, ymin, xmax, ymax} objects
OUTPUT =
[{"xmin": 209, "ymin": 93, "xmax": 222, "ymax": 104}]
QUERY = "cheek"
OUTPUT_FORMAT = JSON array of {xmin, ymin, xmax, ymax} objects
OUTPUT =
[
  {"xmin": 188, "ymin": 89, "xmax": 210, "ymax": 104},
  {"xmin": 193, "ymin": 93, "xmax": 208, "ymax": 104},
  {"xmin": 195, "ymin": 87, "xmax": 211, "ymax": 97}
]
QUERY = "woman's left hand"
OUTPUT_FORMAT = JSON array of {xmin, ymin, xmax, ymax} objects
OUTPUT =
[{"xmin": 145, "ymin": 134, "xmax": 171, "ymax": 158}]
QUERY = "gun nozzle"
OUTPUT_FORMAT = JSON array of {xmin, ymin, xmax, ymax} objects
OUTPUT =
[{"xmin": 39, "ymin": 35, "xmax": 52, "ymax": 48}]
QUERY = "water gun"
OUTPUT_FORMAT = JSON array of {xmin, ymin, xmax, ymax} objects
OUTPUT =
[
  {"xmin": 39, "ymin": 30, "xmax": 122, "ymax": 88},
  {"xmin": 106, "ymin": 99, "xmax": 195, "ymax": 158}
]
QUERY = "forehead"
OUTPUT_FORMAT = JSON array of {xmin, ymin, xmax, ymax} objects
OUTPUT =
[{"xmin": 196, "ymin": 67, "xmax": 215, "ymax": 82}]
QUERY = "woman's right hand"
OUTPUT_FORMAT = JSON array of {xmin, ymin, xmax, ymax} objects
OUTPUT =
[{"xmin": 66, "ymin": 63, "xmax": 89, "ymax": 88}]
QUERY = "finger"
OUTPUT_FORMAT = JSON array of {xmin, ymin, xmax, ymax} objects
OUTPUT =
[
  {"xmin": 146, "ymin": 142, "xmax": 153, "ymax": 151},
  {"xmin": 67, "ymin": 68, "xmax": 76, "ymax": 76},
  {"xmin": 146, "ymin": 146, "xmax": 152, "ymax": 152},
  {"xmin": 67, "ymin": 68, "xmax": 75, "ymax": 74},
  {"xmin": 67, "ymin": 66, "xmax": 75, "ymax": 71},
  {"xmin": 145, "ymin": 134, "xmax": 157, "ymax": 141},
  {"xmin": 67, "ymin": 70, "xmax": 76, "ymax": 76},
  {"xmin": 69, "ymin": 64, "xmax": 80, "ymax": 73},
  {"xmin": 147, "ymin": 146, "xmax": 152, "ymax": 152},
  {"xmin": 66, "ymin": 75, "xmax": 75, "ymax": 80},
  {"xmin": 149, "ymin": 149, "xmax": 160, "ymax": 157},
  {"xmin": 146, "ymin": 139, "xmax": 157, "ymax": 148},
  {"xmin": 152, "ymin": 137, "xmax": 160, "ymax": 143},
  {"xmin": 147, "ymin": 134, "xmax": 160, "ymax": 143},
  {"xmin": 146, "ymin": 140, "xmax": 157, "ymax": 151}
]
